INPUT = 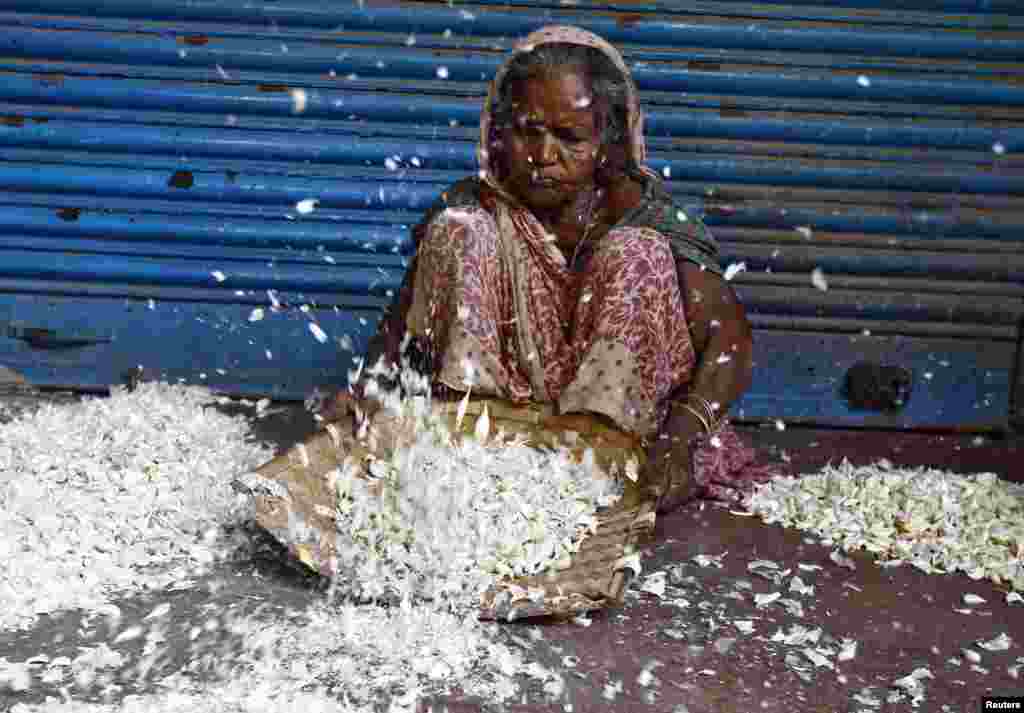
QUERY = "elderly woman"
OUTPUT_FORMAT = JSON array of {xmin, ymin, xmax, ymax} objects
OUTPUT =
[{"xmin": 329, "ymin": 26, "xmax": 772, "ymax": 512}]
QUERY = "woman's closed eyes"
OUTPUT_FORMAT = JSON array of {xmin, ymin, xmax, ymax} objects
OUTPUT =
[{"xmin": 516, "ymin": 122, "xmax": 589, "ymax": 144}]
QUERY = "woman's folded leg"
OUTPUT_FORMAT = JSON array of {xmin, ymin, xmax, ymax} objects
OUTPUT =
[{"xmin": 556, "ymin": 227, "xmax": 695, "ymax": 438}]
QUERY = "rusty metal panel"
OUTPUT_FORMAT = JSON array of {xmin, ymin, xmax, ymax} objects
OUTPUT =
[{"xmin": 0, "ymin": 0, "xmax": 1020, "ymax": 430}]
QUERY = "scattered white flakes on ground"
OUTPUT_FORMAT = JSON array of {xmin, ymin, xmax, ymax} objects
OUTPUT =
[
  {"xmin": 783, "ymin": 651, "xmax": 812, "ymax": 682},
  {"xmin": 771, "ymin": 624, "xmax": 821, "ymax": 647},
  {"xmin": 640, "ymin": 572, "xmax": 667, "ymax": 598},
  {"xmin": 789, "ymin": 575, "xmax": 814, "ymax": 596},
  {"xmin": 733, "ymin": 620, "xmax": 755, "ymax": 635},
  {"xmin": 143, "ymin": 603, "xmax": 171, "ymax": 621},
  {"xmin": 0, "ymin": 383, "xmax": 273, "ymax": 631},
  {"xmin": 637, "ymin": 660, "xmax": 662, "ymax": 686},
  {"xmin": 748, "ymin": 560, "xmax": 790, "ymax": 586},
  {"xmin": 852, "ymin": 687, "xmax": 883, "ymax": 708},
  {"xmin": 890, "ymin": 667, "xmax": 933, "ymax": 708},
  {"xmin": 6, "ymin": 600, "xmax": 547, "ymax": 711},
  {"xmin": 778, "ymin": 598, "xmax": 804, "ymax": 618},
  {"xmin": 713, "ymin": 637, "xmax": 736, "ymax": 655},
  {"xmin": 112, "ymin": 625, "xmax": 143, "ymax": 644},
  {"xmin": 802, "ymin": 647, "xmax": 834, "ymax": 670},
  {"xmin": 962, "ymin": 593, "xmax": 986, "ymax": 606},
  {"xmin": 602, "ymin": 678, "xmax": 623, "ymax": 700},
  {"xmin": 830, "ymin": 550, "xmax": 856, "ymax": 571},
  {"xmin": 1, "ymin": 382, "xmax": 613, "ymax": 711},
  {"xmin": 978, "ymin": 633, "xmax": 1013, "ymax": 652},
  {"xmin": 692, "ymin": 552, "xmax": 726, "ymax": 568},
  {"xmin": 617, "ymin": 552, "xmax": 642, "ymax": 577},
  {"xmin": 745, "ymin": 460, "xmax": 1024, "ymax": 591},
  {"xmin": 0, "ymin": 659, "xmax": 31, "ymax": 691},
  {"xmin": 838, "ymin": 638, "xmax": 858, "ymax": 662},
  {"xmin": 572, "ymin": 614, "xmax": 593, "ymax": 628}
]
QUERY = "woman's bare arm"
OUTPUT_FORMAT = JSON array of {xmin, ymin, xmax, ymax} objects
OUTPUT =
[
  {"xmin": 676, "ymin": 261, "xmax": 754, "ymax": 411},
  {"xmin": 642, "ymin": 260, "xmax": 754, "ymax": 511}
]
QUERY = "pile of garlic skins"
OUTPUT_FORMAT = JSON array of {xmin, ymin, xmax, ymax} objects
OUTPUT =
[
  {"xmin": 326, "ymin": 367, "xmax": 622, "ymax": 609},
  {"xmin": 1, "ymin": 378, "xmax": 604, "ymax": 711},
  {"xmin": 746, "ymin": 459, "xmax": 1024, "ymax": 590},
  {"xmin": 0, "ymin": 382, "xmax": 273, "ymax": 631}
]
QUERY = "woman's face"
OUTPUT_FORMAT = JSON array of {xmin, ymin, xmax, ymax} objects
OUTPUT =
[{"xmin": 498, "ymin": 68, "xmax": 602, "ymax": 216}]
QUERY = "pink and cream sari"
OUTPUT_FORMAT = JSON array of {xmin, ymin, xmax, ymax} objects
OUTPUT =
[{"xmin": 396, "ymin": 26, "xmax": 773, "ymax": 504}]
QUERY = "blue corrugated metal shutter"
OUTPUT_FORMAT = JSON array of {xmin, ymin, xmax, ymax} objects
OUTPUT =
[{"xmin": 0, "ymin": 0, "xmax": 1020, "ymax": 429}]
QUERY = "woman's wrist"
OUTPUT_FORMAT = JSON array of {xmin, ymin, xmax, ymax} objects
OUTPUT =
[
  {"xmin": 662, "ymin": 401, "xmax": 709, "ymax": 446},
  {"xmin": 686, "ymin": 393, "xmax": 723, "ymax": 432},
  {"xmin": 666, "ymin": 392, "xmax": 722, "ymax": 441}
]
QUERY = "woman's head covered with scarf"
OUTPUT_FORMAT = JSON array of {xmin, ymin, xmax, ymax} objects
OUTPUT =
[{"xmin": 478, "ymin": 26, "xmax": 653, "ymax": 218}]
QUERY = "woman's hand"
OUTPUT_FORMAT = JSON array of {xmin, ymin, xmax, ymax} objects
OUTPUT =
[{"xmin": 640, "ymin": 405, "xmax": 706, "ymax": 514}]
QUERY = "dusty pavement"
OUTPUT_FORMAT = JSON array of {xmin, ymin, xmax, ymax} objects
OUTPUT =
[
  {"xmin": 418, "ymin": 424, "xmax": 1024, "ymax": 713},
  {"xmin": 2, "ymin": 391, "xmax": 1023, "ymax": 712}
]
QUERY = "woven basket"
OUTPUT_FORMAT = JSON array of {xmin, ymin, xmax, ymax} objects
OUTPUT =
[{"xmin": 236, "ymin": 400, "xmax": 659, "ymax": 618}]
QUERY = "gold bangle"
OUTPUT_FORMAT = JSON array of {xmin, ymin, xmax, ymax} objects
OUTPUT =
[
  {"xmin": 686, "ymin": 394, "xmax": 722, "ymax": 432},
  {"xmin": 678, "ymin": 403, "xmax": 712, "ymax": 435}
]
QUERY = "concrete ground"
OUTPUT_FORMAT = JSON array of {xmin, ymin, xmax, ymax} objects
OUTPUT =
[
  {"xmin": 1, "ymin": 389, "xmax": 1022, "ymax": 712},
  {"xmin": 416, "ymin": 424, "xmax": 1024, "ymax": 713}
]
